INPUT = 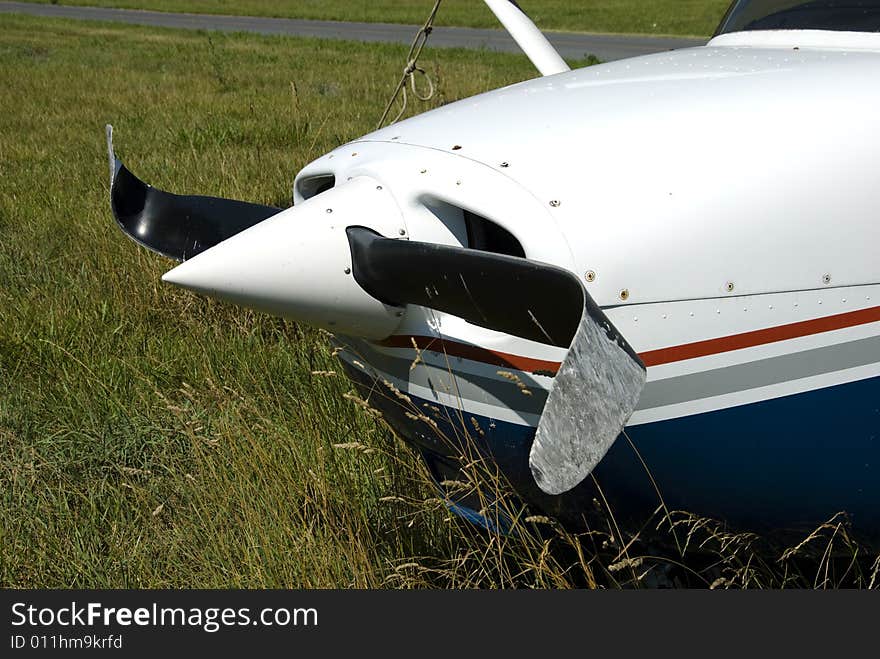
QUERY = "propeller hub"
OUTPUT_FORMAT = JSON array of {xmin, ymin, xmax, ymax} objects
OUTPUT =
[{"xmin": 162, "ymin": 176, "xmax": 407, "ymax": 340}]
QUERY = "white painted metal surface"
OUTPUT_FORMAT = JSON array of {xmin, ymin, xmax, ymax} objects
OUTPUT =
[
  {"xmin": 295, "ymin": 142, "xmax": 577, "ymax": 271},
  {"xmin": 709, "ymin": 28, "xmax": 880, "ymax": 51},
  {"xmin": 348, "ymin": 40, "xmax": 880, "ymax": 308}
]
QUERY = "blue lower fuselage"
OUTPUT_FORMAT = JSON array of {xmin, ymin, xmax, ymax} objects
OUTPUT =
[{"xmin": 344, "ymin": 363, "xmax": 880, "ymax": 543}]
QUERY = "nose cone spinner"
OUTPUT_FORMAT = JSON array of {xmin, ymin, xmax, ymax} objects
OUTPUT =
[{"xmin": 162, "ymin": 176, "xmax": 405, "ymax": 339}]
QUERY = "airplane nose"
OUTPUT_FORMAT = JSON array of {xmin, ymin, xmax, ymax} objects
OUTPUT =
[{"xmin": 161, "ymin": 176, "xmax": 406, "ymax": 339}]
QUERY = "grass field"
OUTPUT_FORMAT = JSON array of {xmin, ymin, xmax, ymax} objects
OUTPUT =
[
  {"xmin": 1, "ymin": 14, "xmax": 877, "ymax": 589},
  {"xmin": 18, "ymin": 0, "xmax": 733, "ymax": 37},
  {"xmin": 0, "ymin": 13, "xmax": 599, "ymax": 589}
]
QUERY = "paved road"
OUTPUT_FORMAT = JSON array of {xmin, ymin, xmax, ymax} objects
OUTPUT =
[{"xmin": 0, "ymin": 2, "xmax": 706, "ymax": 62}]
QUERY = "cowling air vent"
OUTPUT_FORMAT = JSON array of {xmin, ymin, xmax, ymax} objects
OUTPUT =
[
  {"xmin": 296, "ymin": 174, "xmax": 336, "ymax": 200},
  {"xmin": 464, "ymin": 209, "xmax": 525, "ymax": 258}
]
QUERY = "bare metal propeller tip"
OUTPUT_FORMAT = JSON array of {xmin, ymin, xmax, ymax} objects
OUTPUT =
[
  {"xmin": 529, "ymin": 289, "xmax": 646, "ymax": 495},
  {"xmin": 105, "ymin": 123, "xmax": 120, "ymax": 188}
]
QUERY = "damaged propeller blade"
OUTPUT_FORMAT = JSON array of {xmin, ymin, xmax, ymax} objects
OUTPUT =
[
  {"xmin": 346, "ymin": 227, "xmax": 647, "ymax": 495},
  {"xmin": 106, "ymin": 125, "xmax": 281, "ymax": 261}
]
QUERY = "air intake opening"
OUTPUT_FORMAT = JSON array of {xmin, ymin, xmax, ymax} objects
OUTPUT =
[
  {"xmin": 464, "ymin": 210, "xmax": 525, "ymax": 258},
  {"xmin": 296, "ymin": 174, "xmax": 336, "ymax": 200}
]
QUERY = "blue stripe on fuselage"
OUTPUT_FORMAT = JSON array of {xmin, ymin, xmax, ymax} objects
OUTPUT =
[{"xmin": 343, "ymin": 361, "xmax": 880, "ymax": 541}]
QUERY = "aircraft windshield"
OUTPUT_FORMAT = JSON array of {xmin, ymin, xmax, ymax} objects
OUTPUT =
[{"xmin": 716, "ymin": 0, "xmax": 880, "ymax": 34}]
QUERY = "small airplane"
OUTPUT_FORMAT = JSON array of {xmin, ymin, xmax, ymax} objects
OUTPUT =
[{"xmin": 107, "ymin": 0, "xmax": 880, "ymax": 542}]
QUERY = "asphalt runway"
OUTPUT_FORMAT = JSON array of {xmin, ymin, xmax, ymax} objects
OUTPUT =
[{"xmin": 0, "ymin": 2, "xmax": 706, "ymax": 62}]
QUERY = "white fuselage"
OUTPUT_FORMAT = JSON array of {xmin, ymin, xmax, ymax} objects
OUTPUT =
[{"xmin": 293, "ymin": 30, "xmax": 880, "ymax": 432}]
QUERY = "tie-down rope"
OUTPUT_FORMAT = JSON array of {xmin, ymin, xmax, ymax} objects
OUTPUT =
[{"xmin": 377, "ymin": 0, "xmax": 443, "ymax": 129}]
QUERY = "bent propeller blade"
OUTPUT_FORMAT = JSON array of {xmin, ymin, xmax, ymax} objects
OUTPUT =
[
  {"xmin": 346, "ymin": 227, "xmax": 647, "ymax": 494},
  {"xmin": 530, "ymin": 298, "xmax": 646, "ymax": 495},
  {"xmin": 106, "ymin": 125, "xmax": 281, "ymax": 261}
]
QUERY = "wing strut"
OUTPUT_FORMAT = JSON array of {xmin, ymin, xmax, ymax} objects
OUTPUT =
[{"xmin": 483, "ymin": 0, "xmax": 570, "ymax": 75}]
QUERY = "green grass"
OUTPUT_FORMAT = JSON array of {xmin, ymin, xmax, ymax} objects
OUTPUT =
[
  {"xmin": 0, "ymin": 13, "xmax": 542, "ymax": 588},
  {"xmin": 19, "ymin": 0, "xmax": 733, "ymax": 37},
  {"xmin": 1, "ymin": 14, "xmax": 878, "ymax": 589}
]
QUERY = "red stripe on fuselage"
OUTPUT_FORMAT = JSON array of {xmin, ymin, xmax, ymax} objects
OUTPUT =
[
  {"xmin": 377, "ymin": 305, "xmax": 880, "ymax": 373},
  {"xmin": 375, "ymin": 335, "xmax": 562, "ymax": 375},
  {"xmin": 639, "ymin": 304, "xmax": 880, "ymax": 367}
]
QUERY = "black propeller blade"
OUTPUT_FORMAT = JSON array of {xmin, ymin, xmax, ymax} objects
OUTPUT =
[
  {"xmin": 106, "ymin": 125, "xmax": 281, "ymax": 261},
  {"xmin": 347, "ymin": 226, "xmax": 582, "ymax": 347},
  {"xmin": 347, "ymin": 225, "xmax": 637, "ymax": 359},
  {"xmin": 346, "ymin": 226, "xmax": 646, "ymax": 495}
]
